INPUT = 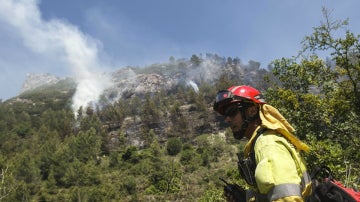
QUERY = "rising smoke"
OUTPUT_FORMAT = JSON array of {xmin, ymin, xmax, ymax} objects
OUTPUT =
[
  {"xmin": 0, "ymin": 0, "xmax": 112, "ymax": 116},
  {"xmin": 186, "ymin": 80, "xmax": 199, "ymax": 93}
]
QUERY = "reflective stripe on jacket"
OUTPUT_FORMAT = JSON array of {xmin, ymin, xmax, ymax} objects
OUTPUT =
[{"xmin": 251, "ymin": 129, "xmax": 311, "ymax": 201}]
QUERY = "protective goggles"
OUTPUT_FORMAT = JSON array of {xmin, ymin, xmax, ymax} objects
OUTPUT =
[{"xmin": 223, "ymin": 105, "xmax": 240, "ymax": 118}]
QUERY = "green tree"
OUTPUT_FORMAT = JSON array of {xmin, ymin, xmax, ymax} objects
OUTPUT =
[
  {"xmin": 62, "ymin": 159, "xmax": 100, "ymax": 187},
  {"xmin": 40, "ymin": 109, "xmax": 74, "ymax": 139},
  {"xmin": 140, "ymin": 94, "xmax": 161, "ymax": 130},
  {"xmin": 36, "ymin": 125, "xmax": 60, "ymax": 180},
  {"xmin": 147, "ymin": 159, "xmax": 181, "ymax": 194},
  {"xmin": 214, "ymin": 71, "xmax": 238, "ymax": 91},
  {"xmin": 169, "ymin": 56, "xmax": 175, "ymax": 63},
  {"xmin": 268, "ymin": 8, "xmax": 360, "ymax": 185},
  {"xmin": 302, "ymin": 8, "xmax": 360, "ymax": 112},
  {"xmin": 0, "ymin": 156, "xmax": 16, "ymax": 201},
  {"xmin": 67, "ymin": 128, "xmax": 102, "ymax": 163},
  {"xmin": 166, "ymin": 137, "xmax": 182, "ymax": 156},
  {"xmin": 13, "ymin": 151, "xmax": 40, "ymax": 184},
  {"xmin": 191, "ymin": 54, "xmax": 202, "ymax": 66}
]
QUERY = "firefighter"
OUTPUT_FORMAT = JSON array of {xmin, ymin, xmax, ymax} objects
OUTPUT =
[{"xmin": 213, "ymin": 85, "xmax": 312, "ymax": 202}]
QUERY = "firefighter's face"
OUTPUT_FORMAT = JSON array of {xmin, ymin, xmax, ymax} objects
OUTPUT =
[
  {"xmin": 224, "ymin": 106, "xmax": 243, "ymax": 134},
  {"xmin": 224, "ymin": 104, "xmax": 259, "ymax": 139}
]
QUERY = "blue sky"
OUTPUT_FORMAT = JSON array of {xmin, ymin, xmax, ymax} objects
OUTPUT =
[{"xmin": 0, "ymin": 0, "xmax": 360, "ymax": 101}]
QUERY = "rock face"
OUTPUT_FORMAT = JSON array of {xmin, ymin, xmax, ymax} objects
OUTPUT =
[
  {"xmin": 133, "ymin": 73, "xmax": 174, "ymax": 93},
  {"xmin": 105, "ymin": 68, "xmax": 176, "ymax": 101},
  {"xmin": 20, "ymin": 73, "xmax": 61, "ymax": 93}
]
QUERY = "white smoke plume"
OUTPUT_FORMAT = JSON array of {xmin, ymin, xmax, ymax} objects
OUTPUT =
[
  {"xmin": 0, "ymin": 0, "xmax": 112, "ymax": 116},
  {"xmin": 187, "ymin": 56, "xmax": 229, "ymax": 83},
  {"xmin": 186, "ymin": 80, "xmax": 199, "ymax": 93}
]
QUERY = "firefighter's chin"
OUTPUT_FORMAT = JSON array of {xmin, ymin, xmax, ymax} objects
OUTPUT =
[{"xmin": 232, "ymin": 129, "xmax": 245, "ymax": 140}]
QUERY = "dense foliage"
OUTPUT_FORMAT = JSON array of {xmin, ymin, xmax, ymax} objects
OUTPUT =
[
  {"xmin": 268, "ymin": 9, "xmax": 360, "ymax": 187},
  {"xmin": 0, "ymin": 9, "xmax": 359, "ymax": 201}
]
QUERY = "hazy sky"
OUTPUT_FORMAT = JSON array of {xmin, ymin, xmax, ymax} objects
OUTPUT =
[{"xmin": 1, "ymin": 0, "xmax": 359, "ymax": 101}]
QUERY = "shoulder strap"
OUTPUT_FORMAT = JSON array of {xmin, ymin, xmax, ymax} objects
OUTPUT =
[
  {"xmin": 237, "ymin": 127, "xmax": 267, "ymax": 186},
  {"xmin": 249, "ymin": 127, "xmax": 267, "ymax": 163}
]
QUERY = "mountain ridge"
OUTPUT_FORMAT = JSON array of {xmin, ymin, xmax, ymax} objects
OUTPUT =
[{"xmin": 18, "ymin": 54, "xmax": 270, "ymax": 104}]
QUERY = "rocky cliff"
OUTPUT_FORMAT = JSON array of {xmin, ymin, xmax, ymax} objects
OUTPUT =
[{"xmin": 20, "ymin": 73, "xmax": 61, "ymax": 93}]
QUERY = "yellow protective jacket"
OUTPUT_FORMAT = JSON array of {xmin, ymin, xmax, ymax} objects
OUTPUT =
[{"xmin": 243, "ymin": 104, "xmax": 311, "ymax": 202}]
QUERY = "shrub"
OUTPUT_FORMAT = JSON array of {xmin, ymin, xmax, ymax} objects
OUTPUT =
[{"xmin": 166, "ymin": 137, "xmax": 182, "ymax": 156}]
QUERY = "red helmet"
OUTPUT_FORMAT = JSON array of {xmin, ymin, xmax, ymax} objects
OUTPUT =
[{"xmin": 213, "ymin": 85, "xmax": 266, "ymax": 115}]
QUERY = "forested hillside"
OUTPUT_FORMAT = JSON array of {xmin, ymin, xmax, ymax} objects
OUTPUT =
[{"xmin": 0, "ymin": 10, "xmax": 359, "ymax": 201}]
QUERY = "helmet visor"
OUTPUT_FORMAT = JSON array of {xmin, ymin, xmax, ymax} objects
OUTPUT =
[
  {"xmin": 215, "ymin": 90, "xmax": 234, "ymax": 104},
  {"xmin": 213, "ymin": 90, "xmax": 236, "ymax": 114},
  {"xmin": 213, "ymin": 89, "xmax": 254, "ymax": 115}
]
